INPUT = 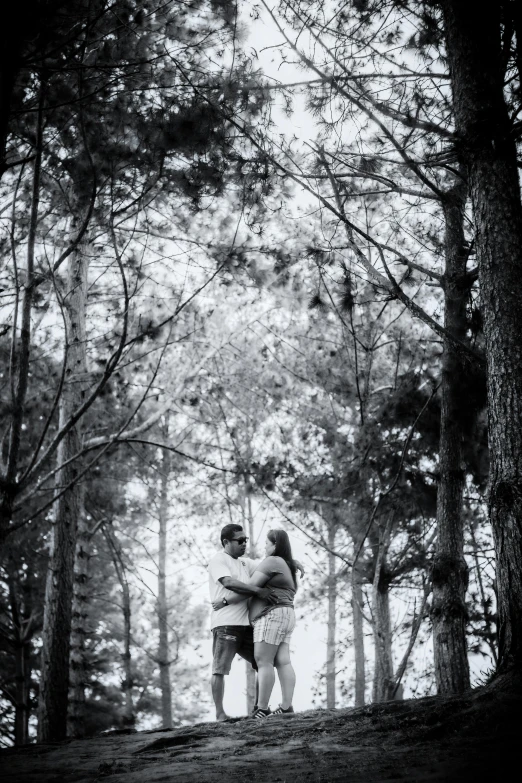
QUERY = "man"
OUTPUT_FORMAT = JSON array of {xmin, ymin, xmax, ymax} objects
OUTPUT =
[
  {"xmin": 208, "ymin": 524, "xmax": 272, "ymax": 722},
  {"xmin": 208, "ymin": 524, "xmax": 304, "ymax": 721}
]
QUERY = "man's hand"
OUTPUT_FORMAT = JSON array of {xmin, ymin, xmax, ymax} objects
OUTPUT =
[
  {"xmin": 257, "ymin": 586, "xmax": 277, "ymax": 603},
  {"xmin": 212, "ymin": 600, "xmax": 224, "ymax": 611}
]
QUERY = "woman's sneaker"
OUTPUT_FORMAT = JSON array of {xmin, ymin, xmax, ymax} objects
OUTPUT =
[
  {"xmin": 252, "ymin": 707, "xmax": 271, "ymax": 719},
  {"xmin": 271, "ymin": 705, "xmax": 294, "ymax": 715}
]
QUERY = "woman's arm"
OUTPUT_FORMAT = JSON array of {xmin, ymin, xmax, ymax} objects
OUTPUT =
[
  {"xmin": 248, "ymin": 570, "xmax": 271, "ymax": 588},
  {"xmin": 250, "ymin": 558, "xmax": 305, "ymax": 577},
  {"xmin": 294, "ymin": 559, "xmax": 305, "ymax": 578}
]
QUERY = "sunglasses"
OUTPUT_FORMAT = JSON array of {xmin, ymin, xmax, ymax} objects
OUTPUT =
[{"xmin": 231, "ymin": 537, "xmax": 249, "ymax": 545}]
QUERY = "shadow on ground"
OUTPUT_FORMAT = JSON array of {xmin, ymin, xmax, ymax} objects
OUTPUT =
[{"xmin": 3, "ymin": 677, "xmax": 521, "ymax": 783}]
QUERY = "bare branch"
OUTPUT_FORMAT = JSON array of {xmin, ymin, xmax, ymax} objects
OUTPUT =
[
  {"xmin": 391, "ymin": 581, "xmax": 432, "ymax": 697},
  {"xmin": 4, "ymin": 80, "xmax": 45, "ymax": 485}
]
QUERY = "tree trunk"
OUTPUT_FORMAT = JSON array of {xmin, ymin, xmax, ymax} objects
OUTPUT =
[
  {"xmin": 243, "ymin": 475, "xmax": 257, "ymax": 713},
  {"xmin": 158, "ymin": 427, "xmax": 173, "ymax": 728},
  {"xmin": 121, "ymin": 574, "xmax": 134, "ymax": 727},
  {"xmin": 105, "ymin": 525, "xmax": 135, "ymax": 728},
  {"xmin": 12, "ymin": 638, "xmax": 31, "ymax": 745},
  {"xmin": 326, "ymin": 522, "xmax": 337, "ymax": 709},
  {"xmin": 351, "ymin": 567, "xmax": 365, "ymax": 707},
  {"xmin": 22, "ymin": 635, "xmax": 32, "ymax": 742},
  {"xmin": 441, "ymin": 1, "xmax": 522, "ymax": 674},
  {"xmin": 37, "ymin": 236, "xmax": 89, "ymax": 742},
  {"xmin": 431, "ymin": 182, "xmax": 471, "ymax": 693},
  {"xmin": 0, "ymin": 22, "xmax": 23, "ymax": 179},
  {"xmin": 372, "ymin": 568, "xmax": 394, "ymax": 703},
  {"xmin": 8, "ymin": 574, "xmax": 32, "ymax": 745},
  {"xmin": 67, "ymin": 500, "xmax": 91, "ymax": 738},
  {"xmin": 0, "ymin": 82, "xmax": 44, "ymax": 550}
]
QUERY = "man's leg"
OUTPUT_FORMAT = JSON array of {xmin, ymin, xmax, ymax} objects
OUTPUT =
[
  {"xmin": 211, "ymin": 674, "xmax": 228, "ymax": 722},
  {"xmin": 211, "ymin": 627, "xmax": 241, "ymax": 721},
  {"xmin": 274, "ymin": 642, "xmax": 296, "ymax": 710},
  {"xmin": 254, "ymin": 641, "xmax": 278, "ymax": 710}
]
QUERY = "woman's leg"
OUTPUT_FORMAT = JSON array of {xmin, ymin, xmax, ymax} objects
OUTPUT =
[
  {"xmin": 274, "ymin": 642, "xmax": 296, "ymax": 709},
  {"xmin": 254, "ymin": 641, "xmax": 278, "ymax": 710}
]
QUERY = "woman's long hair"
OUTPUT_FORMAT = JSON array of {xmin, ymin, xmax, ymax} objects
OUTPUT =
[{"xmin": 268, "ymin": 529, "xmax": 297, "ymax": 589}]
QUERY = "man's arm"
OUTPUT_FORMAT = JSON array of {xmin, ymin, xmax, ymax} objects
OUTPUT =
[
  {"xmin": 211, "ymin": 573, "xmax": 276, "ymax": 611},
  {"xmin": 213, "ymin": 590, "xmax": 244, "ymax": 608},
  {"xmin": 219, "ymin": 575, "xmax": 272, "ymax": 598}
]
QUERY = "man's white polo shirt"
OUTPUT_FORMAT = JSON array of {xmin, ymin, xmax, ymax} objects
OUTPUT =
[{"xmin": 208, "ymin": 550, "xmax": 257, "ymax": 630}]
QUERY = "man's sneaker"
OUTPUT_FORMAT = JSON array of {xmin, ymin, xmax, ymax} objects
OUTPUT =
[
  {"xmin": 271, "ymin": 704, "xmax": 294, "ymax": 715},
  {"xmin": 252, "ymin": 707, "xmax": 271, "ymax": 719}
]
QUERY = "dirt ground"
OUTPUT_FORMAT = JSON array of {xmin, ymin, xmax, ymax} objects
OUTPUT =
[{"xmin": 2, "ymin": 678, "xmax": 521, "ymax": 783}]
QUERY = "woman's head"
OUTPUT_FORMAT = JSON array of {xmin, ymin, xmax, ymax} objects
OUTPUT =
[
  {"xmin": 266, "ymin": 529, "xmax": 292, "ymax": 559},
  {"xmin": 265, "ymin": 529, "xmax": 297, "ymax": 587}
]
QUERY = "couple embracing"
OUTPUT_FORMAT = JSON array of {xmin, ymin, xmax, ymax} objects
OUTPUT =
[{"xmin": 208, "ymin": 524, "xmax": 301, "ymax": 720}]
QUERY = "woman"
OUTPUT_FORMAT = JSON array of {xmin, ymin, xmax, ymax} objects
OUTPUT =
[{"xmin": 248, "ymin": 529, "xmax": 298, "ymax": 718}]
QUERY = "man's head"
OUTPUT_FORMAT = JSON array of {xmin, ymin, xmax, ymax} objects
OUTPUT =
[{"xmin": 221, "ymin": 524, "xmax": 248, "ymax": 559}]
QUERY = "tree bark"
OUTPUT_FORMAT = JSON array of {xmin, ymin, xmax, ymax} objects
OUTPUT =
[
  {"xmin": 243, "ymin": 474, "xmax": 257, "ymax": 713},
  {"xmin": 8, "ymin": 573, "xmax": 33, "ymax": 745},
  {"xmin": 431, "ymin": 182, "xmax": 471, "ymax": 693},
  {"xmin": 441, "ymin": 0, "xmax": 522, "ymax": 674},
  {"xmin": 0, "ymin": 10, "xmax": 25, "ymax": 179},
  {"xmin": 67, "ymin": 499, "xmax": 90, "ymax": 738},
  {"xmin": 158, "ymin": 424, "xmax": 173, "ymax": 728},
  {"xmin": 351, "ymin": 567, "xmax": 365, "ymax": 707},
  {"xmin": 372, "ymin": 567, "xmax": 394, "ymax": 702},
  {"xmin": 121, "ymin": 568, "xmax": 134, "ymax": 727},
  {"xmin": 0, "ymin": 81, "xmax": 44, "ymax": 549},
  {"xmin": 12, "ymin": 637, "xmax": 31, "ymax": 745},
  {"xmin": 105, "ymin": 526, "xmax": 135, "ymax": 727},
  {"xmin": 326, "ymin": 522, "xmax": 337, "ymax": 709},
  {"xmin": 37, "ymin": 234, "xmax": 89, "ymax": 742}
]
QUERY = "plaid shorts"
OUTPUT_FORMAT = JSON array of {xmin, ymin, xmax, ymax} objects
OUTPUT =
[{"xmin": 252, "ymin": 606, "xmax": 296, "ymax": 645}]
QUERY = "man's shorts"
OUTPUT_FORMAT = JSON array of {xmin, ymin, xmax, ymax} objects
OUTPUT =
[
  {"xmin": 252, "ymin": 607, "xmax": 296, "ymax": 645},
  {"xmin": 212, "ymin": 625, "xmax": 257, "ymax": 675}
]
